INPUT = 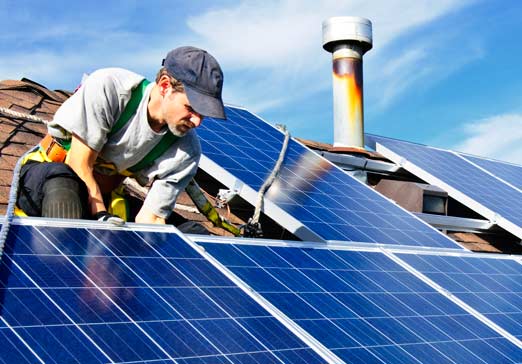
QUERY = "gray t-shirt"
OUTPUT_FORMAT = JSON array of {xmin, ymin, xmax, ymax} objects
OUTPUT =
[{"xmin": 48, "ymin": 68, "xmax": 201, "ymax": 219}]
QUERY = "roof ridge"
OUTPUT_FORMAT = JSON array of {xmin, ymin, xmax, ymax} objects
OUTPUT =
[{"xmin": 0, "ymin": 78, "xmax": 70, "ymax": 103}]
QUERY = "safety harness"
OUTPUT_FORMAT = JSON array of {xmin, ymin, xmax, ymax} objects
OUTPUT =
[
  {"xmin": 106, "ymin": 79, "xmax": 180, "ymax": 174},
  {"xmin": 30, "ymin": 79, "xmax": 179, "ymax": 175}
]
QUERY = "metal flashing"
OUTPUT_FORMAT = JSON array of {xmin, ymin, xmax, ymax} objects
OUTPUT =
[
  {"xmin": 319, "ymin": 150, "xmax": 400, "ymax": 173},
  {"xmin": 413, "ymin": 212, "xmax": 494, "ymax": 233}
]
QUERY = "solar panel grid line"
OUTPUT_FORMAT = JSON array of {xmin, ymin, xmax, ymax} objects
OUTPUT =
[
  {"xmin": 0, "ymin": 316, "xmax": 46, "ymax": 364},
  {"xmin": 84, "ymin": 228, "xmax": 250, "ymax": 364},
  {"xmin": 200, "ymin": 106, "xmax": 462, "ymax": 249},
  {"xmin": 88, "ymin": 227, "xmax": 322, "ymax": 364},
  {"xmin": 87, "ymin": 227, "xmax": 330, "ymax": 362},
  {"xmin": 239, "ymin": 248, "xmax": 416, "ymax": 353},
  {"xmin": 458, "ymin": 153, "xmax": 522, "ymax": 191},
  {"xmin": 393, "ymin": 250, "xmax": 522, "ymax": 358},
  {"xmin": 32, "ymin": 226, "xmax": 179, "ymax": 363},
  {"xmin": 185, "ymin": 236, "xmax": 345, "ymax": 364},
  {"xmin": 384, "ymin": 250, "xmax": 522, "ymax": 350},
  {"xmin": 371, "ymin": 138, "xmax": 522, "ymax": 240},
  {"xmin": 199, "ymin": 240, "xmax": 402, "ymax": 354},
  {"xmin": 456, "ymin": 153, "xmax": 522, "ymax": 194},
  {"xmin": 3, "ymin": 261, "xmax": 117, "ymax": 363},
  {"xmin": 197, "ymin": 237, "xmax": 522, "ymax": 364}
]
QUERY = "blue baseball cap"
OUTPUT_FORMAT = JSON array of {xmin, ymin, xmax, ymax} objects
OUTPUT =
[{"xmin": 162, "ymin": 46, "xmax": 226, "ymax": 119}]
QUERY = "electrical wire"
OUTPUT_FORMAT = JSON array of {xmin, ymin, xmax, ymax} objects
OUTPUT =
[
  {"xmin": 250, "ymin": 126, "xmax": 290, "ymax": 226},
  {"xmin": 0, "ymin": 145, "xmax": 39, "ymax": 259},
  {"xmin": 0, "ymin": 108, "xmax": 49, "ymax": 258}
]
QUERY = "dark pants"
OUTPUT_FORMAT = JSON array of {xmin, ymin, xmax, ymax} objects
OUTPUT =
[{"xmin": 18, "ymin": 161, "xmax": 88, "ymax": 218}]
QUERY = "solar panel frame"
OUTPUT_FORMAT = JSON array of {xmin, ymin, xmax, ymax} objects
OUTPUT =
[
  {"xmin": 366, "ymin": 134, "xmax": 522, "ymax": 239},
  {"xmin": 0, "ymin": 218, "xmax": 334, "ymax": 364},
  {"xmin": 198, "ymin": 106, "xmax": 462, "ymax": 249},
  {"xmin": 193, "ymin": 235, "xmax": 522, "ymax": 364}
]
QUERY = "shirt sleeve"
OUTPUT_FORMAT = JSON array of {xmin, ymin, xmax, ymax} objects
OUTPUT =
[
  {"xmin": 140, "ymin": 131, "xmax": 202, "ymax": 219},
  {"xmin": 49, "ymin": 69, "xmax": 140, "ymax": 152}
]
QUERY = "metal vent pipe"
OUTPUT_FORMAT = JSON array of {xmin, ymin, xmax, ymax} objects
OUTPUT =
[{"xmin": 322, "ymin": 17, "xmax": 372, "ymax": 150}]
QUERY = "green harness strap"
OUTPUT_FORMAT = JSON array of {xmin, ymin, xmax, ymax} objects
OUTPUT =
[
  {"xmin": 108, "ymin": 79, "xmax": 150, "ymax": 137},
  {"xmin": 109, "ymin": 79, "xmax": 179, "ymax": 173},
  {"xmin": 127, "ymin": 132, "xmax": 178, "ymax": 173}
]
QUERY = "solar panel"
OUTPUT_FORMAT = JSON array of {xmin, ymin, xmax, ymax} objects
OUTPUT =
[
  {"xmin": 197, "ymin": 237, "xmax": 522, "ymax": 364},
  {"xmin": 0, "ymin": 223, "xmax": 327, "ymax": 363},
  {"xmin": 366, "ymin": 134, "xmax": 522, "ymax": 239},
  {"xmin": 458, "ymin": 153, "xmax": 522, "ymax": 190},
  {"xmin": 398, "ymin": 251, "xmax": 522, "ymax": 344},
  {"xmin": 199, "ymin": 107, "xmax": 460, "ymax": 249}
]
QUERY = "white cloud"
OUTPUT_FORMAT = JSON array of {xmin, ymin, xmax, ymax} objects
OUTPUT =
[
  {"xmin": 0, "ymin": 33, "xmax": 169, "ymax": 89},
  {"xmin": 366, "ymin": 38, "xmax": 484, "ymax": 109},
  {"xmin": 0, "ymin": 0, "xmax": 478, "ymax": 116},
  {"xmin": 453, "ymin": 114, "xmax": 522, "ymax": 164},
  {"xmin": 368, "ymin": 47, "xmax": 429, "ymax": 108},
  {"xmin": 186, "ymin": 0, "xmax": 477, "ymax": 112}
]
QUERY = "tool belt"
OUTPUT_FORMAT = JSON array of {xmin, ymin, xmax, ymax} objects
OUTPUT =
[{"xmin": 40, "ymin": 134, "xmax": 69, "ymax": 163}]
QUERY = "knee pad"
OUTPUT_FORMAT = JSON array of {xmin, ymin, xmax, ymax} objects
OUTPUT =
[{"xmin": 42, "ymin": 177, "xmax": 86, "ymax": 219}]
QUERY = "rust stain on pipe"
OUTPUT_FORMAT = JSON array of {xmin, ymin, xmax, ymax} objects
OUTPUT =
[{"xmin": 332, "ymin": 56, "xmax": 364, "ymax": 149}]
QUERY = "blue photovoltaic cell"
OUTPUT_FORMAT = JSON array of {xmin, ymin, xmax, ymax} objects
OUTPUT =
[
  {"xmin": 399, "ymin": 252, "xmax": 522, "ymax": 343},
  {"xmin": 0, "ymin": 327, "xmax": 42, "ymax": 364},
  {"xmin": 367, "ymin": 134, "xmax": 522, "ymax": 232},
  {"xmin": 0, "ymin": 224, "xmax": 324, "ymax": 364},
  {"xmin": 199, "ymin": 107, "xmax": 460, "ymax": 249},
  {"xmin": 199, "ymin": 239, "xmax": 522, "ymax": 364},
  {"xmin": 459, "ymin": 153, "xmax": 522, "ymax": 190}
]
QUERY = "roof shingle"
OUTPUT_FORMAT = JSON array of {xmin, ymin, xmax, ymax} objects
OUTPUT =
[{"xmin": 0, "ymin": 78, "xmax": 71, "ymax": 215}]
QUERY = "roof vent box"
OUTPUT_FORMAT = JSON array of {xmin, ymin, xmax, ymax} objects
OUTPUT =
[{"xmin": 374, "ymin": 179, "xmax": 448, "ymax": 215}]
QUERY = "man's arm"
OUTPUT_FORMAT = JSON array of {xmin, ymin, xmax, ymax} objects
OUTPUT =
[
  {"xmin": 65, "ymin": 134, "xmax": 106, "ymax": 216},
  {"xmin": 135, "ymin": 206, "xmax": 166, "ymax": 224},
  {"xmin": 66, "ymin": 134, "xmax": 165, "ymax": 224}
]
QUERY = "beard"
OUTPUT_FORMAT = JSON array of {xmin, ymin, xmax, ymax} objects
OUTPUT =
[{"xmin": 167, "ymin": 122, "xmax": 188, "ymax": 137}]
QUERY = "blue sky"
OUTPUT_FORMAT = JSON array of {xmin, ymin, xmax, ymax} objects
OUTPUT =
[{"xmin": 2, "ymin": 0, "xmax": 521, "ymax": 163}]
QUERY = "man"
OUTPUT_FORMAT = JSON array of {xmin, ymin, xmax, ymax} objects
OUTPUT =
[{"xmin": 17, "ymin": 46, "xmax": 225, "ymax": 225}]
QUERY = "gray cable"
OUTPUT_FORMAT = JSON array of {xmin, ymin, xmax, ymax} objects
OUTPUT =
[
  {"xmin": 250, "ymin": 125, "xmax": 290, "ymax": 225},
  {"xmin": 0, "ymin": 107, "xmax": 50, "ymax": 257},
  {"xmin": 0, "ymin": 145, "xmax": 39, "ymax": 258}
]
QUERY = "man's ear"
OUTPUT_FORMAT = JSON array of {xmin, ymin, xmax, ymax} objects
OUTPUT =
[{"xmin": 158, "ymin": 75, "xmax": 171, "ymax": 96}]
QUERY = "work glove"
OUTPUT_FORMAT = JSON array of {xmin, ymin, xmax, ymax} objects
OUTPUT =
[{"xmin": 95, "ymin": 211, "xmax": 125, "ymax": 226}]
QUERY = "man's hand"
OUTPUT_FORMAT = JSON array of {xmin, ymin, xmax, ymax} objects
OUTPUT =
[
  {"xmin": 95, "ymin": 211, "xmax": 125, "ymax": 226},
  {"xmin": 135, "ymin": 206, "xmax": 166, "ymax": 224}
]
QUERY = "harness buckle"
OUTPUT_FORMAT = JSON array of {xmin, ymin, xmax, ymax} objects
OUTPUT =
[{"xmin": 40, "ymin": 134, "xmax": 67, "ymax": 163}]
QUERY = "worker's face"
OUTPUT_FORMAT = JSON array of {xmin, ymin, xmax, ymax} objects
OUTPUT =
[{"xmin": 161, "ymin": 88, "xmax": 203, "ymax": 137}]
